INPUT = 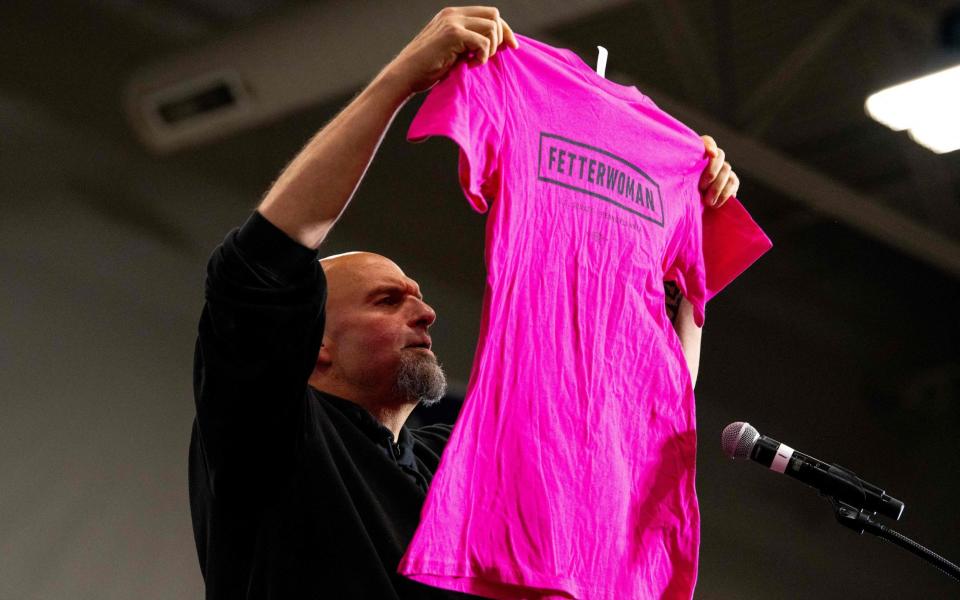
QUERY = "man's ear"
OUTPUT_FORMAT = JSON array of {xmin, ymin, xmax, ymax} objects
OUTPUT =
[{"xmin": 315, "ymin": 340, "xmax": 333, "ymax": 370}]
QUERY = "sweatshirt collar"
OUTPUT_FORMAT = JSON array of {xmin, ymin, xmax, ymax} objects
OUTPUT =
[{"xmin": 319, "ymin": 391, "xmax": 416, "ymax": 466}]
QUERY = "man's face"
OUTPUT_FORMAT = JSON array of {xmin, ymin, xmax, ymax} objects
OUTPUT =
[{"xmin": 319, "ymin": 252, "xmax": 444, "ymax": 405}]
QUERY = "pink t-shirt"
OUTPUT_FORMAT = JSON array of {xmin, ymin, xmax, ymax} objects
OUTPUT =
[{"xmin": 398, "ymin": 34, "xmax": 771, "ymax": 599}]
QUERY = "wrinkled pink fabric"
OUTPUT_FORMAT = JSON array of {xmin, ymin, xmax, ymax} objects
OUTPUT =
[{"xmin": 398, "ymin": 34, "xmax": 771, "ymax": 599}]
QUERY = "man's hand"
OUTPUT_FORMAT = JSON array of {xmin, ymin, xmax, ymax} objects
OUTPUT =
[
  {"xmin": 383, "ymin": 7, "xmax": 519, "ymax": 97},
  {"xmin": 698, "ymin": 135, "xmax": 739, "ymax": 208}
]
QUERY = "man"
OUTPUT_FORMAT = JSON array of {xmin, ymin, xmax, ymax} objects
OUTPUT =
[{"xmin": 190, "ymin": 7, "xmax": 739, "ymax": 599}]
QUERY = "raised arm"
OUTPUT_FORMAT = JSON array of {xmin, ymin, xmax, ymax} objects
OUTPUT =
[
  {"xmin": 258, "ymin": 6, "xmax": 518, "ymax": 249},
  {"xmin": 665, "ymin": 282, "xmax": 702, "ymax": 387},
  {"xmin": 192, "ymin": 8, "xmax": 519, "ymax": 494}
]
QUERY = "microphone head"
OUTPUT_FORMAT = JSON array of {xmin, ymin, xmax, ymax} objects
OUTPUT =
[{"xmin": 722, "ymin": 422, "xmax": 760, "ymax": 459}]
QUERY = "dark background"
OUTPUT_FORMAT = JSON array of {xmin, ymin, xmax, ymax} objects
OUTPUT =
[{"xmin": 1, "ymin": 1, "xmax": 958, "ymax": 598}]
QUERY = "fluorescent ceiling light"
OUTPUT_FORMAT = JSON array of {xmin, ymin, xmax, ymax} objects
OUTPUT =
[{"xmin": 865, "ymin": 64, "xmax": 960, "ymax": 154}]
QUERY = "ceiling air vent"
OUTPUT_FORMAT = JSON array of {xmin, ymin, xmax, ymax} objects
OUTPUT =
[{"xmin": 126, "ymin": 69, "xmax": 252, "ymax": 154}]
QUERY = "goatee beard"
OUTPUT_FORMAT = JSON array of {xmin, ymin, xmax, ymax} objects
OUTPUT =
[{"xmin": 394, "ymin": 350, "xmax": 447, "ymax": 407}]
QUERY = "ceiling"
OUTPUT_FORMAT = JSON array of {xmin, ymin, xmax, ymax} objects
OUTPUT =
[{"xmin": 5, "ymin": 0, "xmax": 960, "ymax": 262}]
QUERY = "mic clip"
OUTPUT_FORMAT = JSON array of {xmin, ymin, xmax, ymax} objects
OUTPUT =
[
  {"xmin": 821, "ymin": 463, "xmax": 886, "ymax": 536},
  {"xmin": 829, "ymin": 496, "xmax": 885, "ymax": 536}
]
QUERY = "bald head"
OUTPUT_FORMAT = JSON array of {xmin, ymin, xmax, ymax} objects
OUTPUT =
[
  {"xmin": 320, "ymin": 250, "xmax": 395, "ymax": 275},
  {"xmin": 322, "ymin": 250, "xmax": 401, "ymax": 293},
  {"xmin": 320, "ymin": 252, "xmax": 420, "ymax": 319}
]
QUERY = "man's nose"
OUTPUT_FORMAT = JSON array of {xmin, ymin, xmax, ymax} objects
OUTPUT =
[{"xmin": 410, "ymin": 299, "xmax": 437, "ymax": 328}]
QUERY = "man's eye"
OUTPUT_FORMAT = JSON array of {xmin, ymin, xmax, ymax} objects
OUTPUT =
[{"xmin": 377, "ymin": 296, "xmax": 399, "ymax": 305}]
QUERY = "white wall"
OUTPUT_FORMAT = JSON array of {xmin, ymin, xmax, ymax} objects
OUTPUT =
[{"xmin": 0, "ymin": 94, "xmax": 478, "ymax": 599}]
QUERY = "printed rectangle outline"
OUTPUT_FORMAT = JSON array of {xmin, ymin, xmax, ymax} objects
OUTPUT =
[{"xmin": 537, "ymin": 132, "xmax": 665, "ymax": 227}]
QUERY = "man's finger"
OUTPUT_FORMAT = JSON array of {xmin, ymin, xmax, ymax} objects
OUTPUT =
[
  {"xmin": 699, "ymin": 149, "xmax": 725, "ymax": 189},
  {"xmin": 462, "ymin": 28, "xmax": 491, "ymax": 65},
  {"xmin": 476, "ymin": 7, "xmax": 500, "ymax": 56},
  {"xmin": 456, "ymin": 5, "xmax": 515, "ymax": 47},
  {"xmin": 706, "ymin": 162, "xmax": 732, "ymax": 206},
  {"xmin": 457, "ymin": 5, "xmax": 501, "ymax": 18},
  {"xmin": 701, "ymin": 135, "xmax": 718, "ymax": 158},
  {"xmin": 487, "ymin": 12, "xmax": 500, "ymax": 55},
  {"xmin": 462, "ymin": 16, "xmax": 499, "ymax": 61},
  {"xmin": 502, "ymin": 19, "xmax": 519, "ymax": 48},
  {"xmin": 699, "ymin": 156, "xmax": 718, "ymax": 190},
  {"xmin": 716, "ymin": 175, "xmax": 739, "ymax": 208}
]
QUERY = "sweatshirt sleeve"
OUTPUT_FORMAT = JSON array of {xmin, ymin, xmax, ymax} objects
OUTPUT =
[{"xmin": 192, "ymin": 210, "xmax": 326, "ymax": 497}]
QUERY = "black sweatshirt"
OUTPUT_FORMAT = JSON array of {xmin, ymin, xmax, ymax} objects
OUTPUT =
[{"xmin": 190, "ymin": 211, "xmax": 478, "ymax": 599}]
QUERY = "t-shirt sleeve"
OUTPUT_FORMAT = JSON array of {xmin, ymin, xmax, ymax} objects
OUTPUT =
[
  {"xmin": 701, "ymin": 196, "xmax": 772, "ymax": 302},
  {"xmin": 663, "ymin": 185, "xmax": 772, "ymax": 327},
  {"xmin": 407, "ymin": 57, "xmax": 507, "ymax": 213},
  {"xmin": 663, "ymin": 182, "xmax": 709, "ymax": 327}
]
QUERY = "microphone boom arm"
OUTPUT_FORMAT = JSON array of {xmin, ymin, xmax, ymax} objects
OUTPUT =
[{"xmin": 829, "ymin": 495, "xmax": 960, "ymax": 582}]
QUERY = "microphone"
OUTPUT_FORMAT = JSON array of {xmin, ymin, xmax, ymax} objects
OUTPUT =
[{"xmin": 721, "ymin": 422, "xmax": 905, "ymax": 521}]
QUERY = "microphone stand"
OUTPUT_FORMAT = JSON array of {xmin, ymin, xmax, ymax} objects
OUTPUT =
[{"xmin": 825, "ymin": 466, "xmax": 960, "ymax": 582}]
